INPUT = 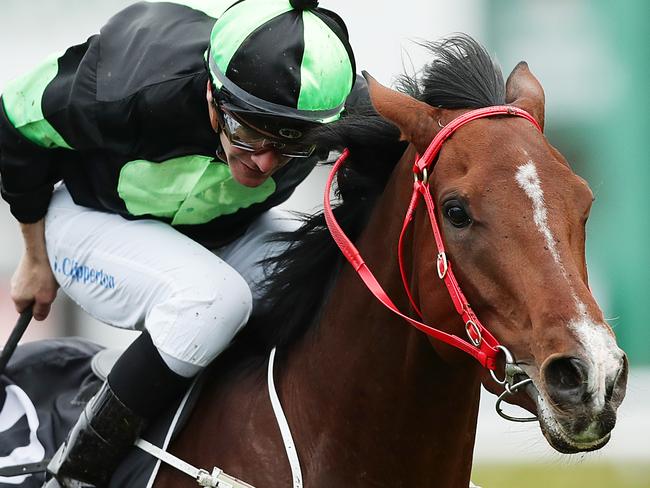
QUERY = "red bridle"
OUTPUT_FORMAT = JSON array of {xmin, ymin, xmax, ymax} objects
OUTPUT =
[{"xmin": 324, "ymin": 105, "xmax": 543, "ymax": 371}]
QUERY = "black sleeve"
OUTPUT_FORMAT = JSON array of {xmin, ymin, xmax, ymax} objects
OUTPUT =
[
  {"xmin": 0, "ymin": 37, "xmax": 102, "ymax": 223},
  {"xmin": 0, "ymin": 99, "xmax": 64, "ymax": 223}
]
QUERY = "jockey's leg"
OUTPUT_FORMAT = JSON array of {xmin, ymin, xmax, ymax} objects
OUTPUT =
[
  {"xmin": 42, "ymin": 186, "xmax": 261, "ymax": 487},
  {"xmin": 213, "ymin": 207, "xmax": 302, "ymax": 315}
]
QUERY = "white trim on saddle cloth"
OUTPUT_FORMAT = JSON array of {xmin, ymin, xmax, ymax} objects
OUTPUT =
[{"xmin": 0, "ymin": 384, "xmax": 46, "ymax": 485}]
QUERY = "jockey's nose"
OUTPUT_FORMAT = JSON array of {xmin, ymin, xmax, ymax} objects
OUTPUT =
[{"xmin": 250, "ymin": 149, "xmax": 287, "ymax": 174}]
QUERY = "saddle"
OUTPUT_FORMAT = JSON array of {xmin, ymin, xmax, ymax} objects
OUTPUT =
[{"xmin": 90, "ymin": 348, "xmax": 123, "ymax": 382}]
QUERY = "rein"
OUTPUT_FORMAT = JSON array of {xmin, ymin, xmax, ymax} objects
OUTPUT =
[{"xmin": 324, "ymin": 105, "xmax": 542, "ymax": 376}]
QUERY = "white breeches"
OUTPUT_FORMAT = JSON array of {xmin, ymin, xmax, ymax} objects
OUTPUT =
[{"xmin": 44, "ymin": 186, "xmax": 298, "ymax": 376}]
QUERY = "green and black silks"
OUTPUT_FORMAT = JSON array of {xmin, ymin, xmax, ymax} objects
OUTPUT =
[{"xmin": 0, "ymin": 1, "xmax": 355, "ymax": 246}]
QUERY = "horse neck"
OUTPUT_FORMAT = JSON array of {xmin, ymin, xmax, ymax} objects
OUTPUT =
[{"xmin": 285, "ymin": 148, "xmax": 482, "ymax": 487}]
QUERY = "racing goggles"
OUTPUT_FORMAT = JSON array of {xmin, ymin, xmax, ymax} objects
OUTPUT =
[{"xmin": 218, "ymin": 106, "xmax": 317, "ymax": 158}]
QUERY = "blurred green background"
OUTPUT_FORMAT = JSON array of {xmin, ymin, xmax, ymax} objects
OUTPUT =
[
  {"xmin": 477, "ymin": 1, "xmax": 649, "ymax": 486},
  {"xmin": 485, "ymin": 0, "xmax": 650, "ymax": 369}
]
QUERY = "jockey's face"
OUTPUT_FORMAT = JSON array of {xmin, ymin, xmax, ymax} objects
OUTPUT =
[
  {"xmin": 218, "ymin": 131, "xmax": 291, "ymax": 188},
  {"xmin": 206, "ymin": 82, "xmax": 291, "ymax": 188}
]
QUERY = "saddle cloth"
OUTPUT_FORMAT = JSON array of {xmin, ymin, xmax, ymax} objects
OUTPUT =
[{"xmin": 0, "ymin": 338, "xmax": 203, "ymax": 488}]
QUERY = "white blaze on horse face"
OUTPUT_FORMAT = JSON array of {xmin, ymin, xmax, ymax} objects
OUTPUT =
[
  {"xmin": 515, "ymin": 161, "xmax": 580, "ymax": 301},
  {"xmin": 515, "ymin": 161, "xmax": 624, "ymax": 412},
  {"xmin": 515, "ymin": 161, "xmax": 562, "ymax": 264},
  {"xmin": 568, "ymin": 316, "xmax": 623, "ymax": 410}
]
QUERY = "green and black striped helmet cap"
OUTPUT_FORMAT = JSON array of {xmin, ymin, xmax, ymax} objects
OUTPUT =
[{"xmin": 208, "ymin": 0, "xmax": 356, "ymax": 127}]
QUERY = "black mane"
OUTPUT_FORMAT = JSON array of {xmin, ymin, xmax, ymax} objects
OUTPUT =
[
  {"xmin": 396, "ymin": 34, "xmax": 505, "ymax": 108},
  {"xmin": 232, "ymin": 35, "xmax": 506, "ymax": 358}
]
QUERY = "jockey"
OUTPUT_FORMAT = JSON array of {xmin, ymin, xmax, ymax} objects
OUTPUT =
[{"xmin": 0, "ymin": 0, "xmax": 356, "ymax": 486}]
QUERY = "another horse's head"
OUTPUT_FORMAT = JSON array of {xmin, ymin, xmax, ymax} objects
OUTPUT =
[{"xmin": 367, "ymin": 36, "xmax": 627, "ymax": 454}]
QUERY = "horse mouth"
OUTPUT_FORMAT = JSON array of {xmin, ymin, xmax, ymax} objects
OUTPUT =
[{"xmin": 526, "ymin": 381, "xmax": 613, "ymax": 454}]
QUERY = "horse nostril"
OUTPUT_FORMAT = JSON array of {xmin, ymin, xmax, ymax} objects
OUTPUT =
[
  {"xmin": 606, "ymin": 355, "xmax": 628, "ymax": 404},
  {"xmin": 544, "ymin": 357, "xmax": 589, "ymax": 406}
]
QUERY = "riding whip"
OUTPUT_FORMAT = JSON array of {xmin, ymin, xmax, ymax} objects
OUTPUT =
[{"xmin": 0, "ymin": 307, "xmax": 33, "ymax": 375}]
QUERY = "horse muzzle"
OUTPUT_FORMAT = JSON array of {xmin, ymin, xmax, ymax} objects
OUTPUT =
[{"xmin": 533, "ymin": 352, "xmax": 628, "ymax": 454}]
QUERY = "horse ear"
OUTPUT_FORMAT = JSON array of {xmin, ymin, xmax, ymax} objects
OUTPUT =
[
  {"xmin": 363, "ymin": 71, "xmax": 442, "ymax": 154},
  {"xmin": 505, "ymin": 62, "xmax": 545, "ymax": 131}
]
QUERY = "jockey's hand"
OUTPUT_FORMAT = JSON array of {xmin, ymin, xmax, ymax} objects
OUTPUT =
[{"xmin": 11, "ymin": 220, "xmax": 59, "ymax": 321}]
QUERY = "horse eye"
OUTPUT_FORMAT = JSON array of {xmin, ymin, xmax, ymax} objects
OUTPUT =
[{"xmin": 443, "ymin": 200, "xmax": 471, "ymax": 228}]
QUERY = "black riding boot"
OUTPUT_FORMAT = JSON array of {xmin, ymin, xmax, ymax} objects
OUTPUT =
[
  {"xmin": 44, "ymin": 332, "xmax": 191, "ymax": 488},
  {"xmin": 45, "ymin": 381, "xmax": 145, "ymax": 487}
]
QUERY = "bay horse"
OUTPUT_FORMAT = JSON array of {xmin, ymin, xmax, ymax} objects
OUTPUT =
[{"xmin": 154, "ymin": 35, "xmax": 628, "ymax": 488}]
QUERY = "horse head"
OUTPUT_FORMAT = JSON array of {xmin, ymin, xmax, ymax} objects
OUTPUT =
[{"xmin": 365, "ymin": 37, "xmax": 627, "ymax": 454}]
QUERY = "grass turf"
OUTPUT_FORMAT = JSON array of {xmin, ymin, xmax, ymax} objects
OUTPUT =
[{"xmin": 471, "ymin": 463, "xmax": 650, "ymax": 488}]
